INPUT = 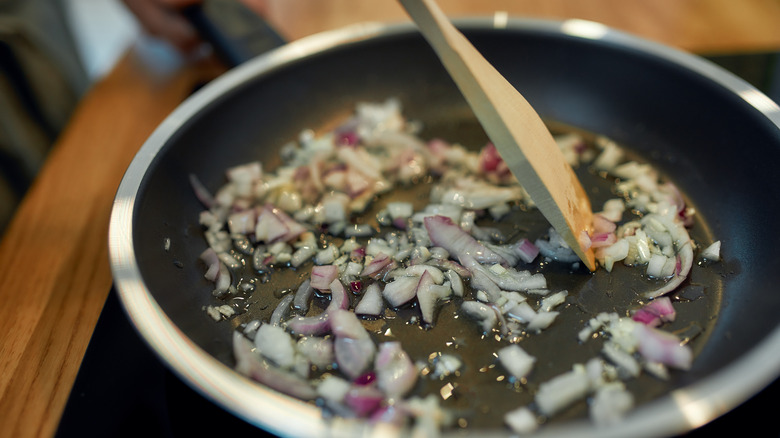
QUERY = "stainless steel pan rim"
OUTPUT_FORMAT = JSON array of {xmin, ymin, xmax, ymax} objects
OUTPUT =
[{"xmin": 108, "ymin": 17, "xmax": 780, "ymax": 437}]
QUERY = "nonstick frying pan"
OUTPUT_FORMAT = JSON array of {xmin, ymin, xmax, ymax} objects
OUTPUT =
[{"xmin": 109, "ymin": 18, "xmax": 780, "ymax": 437}]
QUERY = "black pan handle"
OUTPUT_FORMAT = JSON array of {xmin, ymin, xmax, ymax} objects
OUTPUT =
[{"xmin": 181, "ymin": 1, "xmax": 286, "ymax": 68}]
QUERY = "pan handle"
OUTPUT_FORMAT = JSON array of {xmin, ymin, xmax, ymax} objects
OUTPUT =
[{"xmin": 181, "ymin": 1, "xmax": 286, "ymax": 68}]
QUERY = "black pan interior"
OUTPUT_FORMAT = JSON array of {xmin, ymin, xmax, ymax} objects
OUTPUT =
[{"xmin": 130, "ymin": 24, "xmax": 780, "ymax": 425}]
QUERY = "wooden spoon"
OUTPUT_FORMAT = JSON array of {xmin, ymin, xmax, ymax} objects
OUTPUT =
[{"xmin": 399, "ymin": 0, "xmax": 596, "ymax": 271}]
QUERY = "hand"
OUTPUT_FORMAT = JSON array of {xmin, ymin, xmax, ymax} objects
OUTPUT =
[{"xmin": 121, "ymin": 0, "xmax": 203, "ymax": 52}]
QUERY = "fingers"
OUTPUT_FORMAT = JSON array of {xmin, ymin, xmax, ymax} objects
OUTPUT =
[{"xmin": 122, "ymin": 0, "xmax": 203, "ymax": 52}]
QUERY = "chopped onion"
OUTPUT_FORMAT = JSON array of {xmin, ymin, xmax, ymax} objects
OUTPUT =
[
  {"xmin": 504, "ymin": 407, "xmax": 538, "ymax": 434},
  {"xmin": 375, "ymin": 342, "xmax": 418, "ymax": 398},
  {"xmin": 497, "ymin": 344, "xmax": 535, "ymax": 380},
  {"xmin": 634, "ymin": 324, "xmax": 692, "ymax": 370},
  {"xmin": 201, "ymin": 100, "xmax": 722, "ymax": 434},
  {"xmin": 535, "ymin": 365, "xmax": 590, "ymax": 416},
  {"xmin": 382, "ymin": 275, "xmax": 420, "ymax": 308},
  {"xmin": 631, "ymin": 296, "xmax": 676, "ymax": 327},
  {"xmin": 311, "ymin": 265, "xmax": 339, "ymax": 291},
  {"xmin": 701, "ymin": 240, "xmax": 721, "ymax": 262},
  {"xmin": 355, "ymin": 282, "xmax": 384, "ymax": 316},
  {"xmin": 424, "ymin": 215, "xmax": 503, "ymax": 265},
  {"xmin": 254, "ymin": 323, "xmax": 296, "ymax": 369},
  {"xmin": 293, "ymin": 279, "xmax": 314, "ymax": 313},
  {"xmin": 590, "ymin": 383, "xmax": 634, "ymax": 426},
  {"xmin": 233, "ymin": 332, "xmax": 317, "ymax": 400}
]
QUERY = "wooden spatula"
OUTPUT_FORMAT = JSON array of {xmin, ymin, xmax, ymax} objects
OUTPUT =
[{"xmin": 399, "ymin": 0, "xmax": 596, "ymax": 271}]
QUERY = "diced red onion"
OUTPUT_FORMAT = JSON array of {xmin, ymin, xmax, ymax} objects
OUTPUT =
[
  {"xmin": 344, "ymin": 385, "xmax": 384, "ymax": 417},
  {"xmin": 360, "ymin": 252, "xmax": 394, "ymax": 279},
  {"xmin": 269, "ymin": 294, "xmax": 294, "ymax": 326},
  {"xmin": 296, "ymin": 336, "xmax": 334, "ymax": 369},
  {"xmin": 424, "ymin": 215, "xmax": 504, "ymax": 265},
  {"xmin": 589, "ymin": 232, "xmax": 617, "ymax": 249},
  {"xmin": 644, "ymin": 243, "xmax": 693, "ymax": 299},
  {"xmin": 255, "ymin": 205, "xmax": 290, "ymax": 243},
  {"xmin": 330, "ymin": 309, "xmax": 370, "ymax": 340},
  {"xmin": 631, "ymin": 296, "xmax": 676, "ymax": 327},
  {"xmin": 375, "ymin": 342, "xmax": 418, "ymax": 398},
  {"xmin": 200, "ymin": 248, "xmax": 220, "ymax": 281},
  {"xmin": 634, "ymin": 324, "xmax": 692, "ymax": 370},
  {"xmin": 514, "ymin": 239, "xmax": 539, "ymax": 264},
  {"xmin": 189, "ymin": 173, "xmax": 216, "ymax": 208},
  {"xmin": 286, "ymin": 313, "xmax": 331, "ymax": 336},
  {"xmin": 335, "ymin": 336, "xmax": 376, "ymax": 380},
  {"xmin": 329, "ymin": 279, "xmax": 350, "ymax": 311},
  {"xmin": 233, "ymin": 332, "xmax": 317, "ymax": 400},
  {"xmin": 414, "ymin": 271, "xmax": 437, "ymax": 324},
  {"xmin": 293, "ymin": 279, "xmax": 314, "ymax": 313},
  {"xmin": 382, "ymin": 275, "xmax": 421, "ymax": 308},
  {"xmin": 355, "ymin": 283, "xmax": 384, "ymax": 316},
  {"xmin": 227, "ymin": 209, "xmax": 257, "ymax": 235},
  {"xmin": 254, "ymin": 323, "xmax": 296, "ymax": 368},
  {"xmin": 592, "ymin": 213, "xmax": 617, "ymax": 234},
  {"xmin": 311, "ymin": 265, "xmax": 339, "ymax": 291}
]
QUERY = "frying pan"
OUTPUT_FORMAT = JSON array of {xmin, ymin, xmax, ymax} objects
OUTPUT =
[{"xmin": 109, "ymin": 17, "xmax": 780, "ymax": 437}]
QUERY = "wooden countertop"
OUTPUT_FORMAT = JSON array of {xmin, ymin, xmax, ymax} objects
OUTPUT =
[{"xmin": 0, "ymin": 1, "xmax": 778, "ymax": 437}]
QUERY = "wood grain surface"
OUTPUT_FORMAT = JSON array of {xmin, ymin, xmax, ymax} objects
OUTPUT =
[{"xmin": 0, "ymin": 1, "xmax": 777, "ymax": 437}]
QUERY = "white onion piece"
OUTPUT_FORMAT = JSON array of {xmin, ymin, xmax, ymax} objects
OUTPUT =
[
  {"xmin": 506, "ymin": 301, "xmax": 536, "ymax": 324},
  {"xmin": 701, "ymin": 240, "xmax": 721, "ymax": 261},
  {"xmin": 644, "ymin": 243, "xmax": 693, "ymax": 299},
  {"xmin": 296, "ymin": 336, "xmax": 334, "ymax": 369},
  {"xmin": 200, "ymin": 248, "xmax": 220, "ymax": 281},
  {"xmin": 602, "ymin": 341, "xmax": 641, "ymax": 378},
  {"xmin": 460, "ymin": 301, "xmax": 497, "ymax": 333},
  {"xmin": 355, "ymin": 282, "xmax": 384, "ymax": 316},
  {"xmin": 535, "ymin": 228, "xmax": 580, "ymax": 264},
  {"xmin": 382, "ymin": 275, "xmax": 420, "ymax": 308},
  {"xmin": 335, "ymin": 336, "xmax": 376, "ymax": 380},
  {"xmin": 445, "ymin": 270, "xmax": 464, "ymax": 297},
  {"xmin": 375, "ymin": 341, "xmax": 418, "ymax": 398},
  {"xmin": 292, "ymin": 279, "xmax": 314, "ymax": 313},
  {"xmin": 527, "ymin": 311, "xmax": 560, "ymax": 332},
  {"xmin": 417, "ymin": 275, "xmax": 451, "ymax": 324},
  {"xmin": 497, "ymin": 344, "xmax": 535, "ymax": 380},
  {"xmin": 227, "ymin": 209, "xmax": 256, "ymax": 235},
  {"xmin": 269, "ymin": 294, "xmax": 294, "ymax": 327},
  {"xmin": 317, "ymin": 375, "xmax": 351, "ymax": 403},
  {"xmin": 590, "ymin": 383, "xmax": 634, "ymax": 426},
  {"xmin": 539, "ymin": 290, "xmax": 568, "ymax": 313},
  {"xmin": 535, "ymin": 365, "xmax": 590, "ymax": 416},
  {"xmin": 255, "ymin": 205, "xmax": 291, "ymax": 243},
  {"xmin": 233, "ymin": 332, "xmax": 317, "ymax": 400},
  {"xmin": 214, "ymin": 262, "xmax": 231, "ymax": 295},
  {"xmin": 403, "ymin": 264, "xmax": 444, "ymax": 284},
  {"xmin": 504, "ymin": 407, "xmax": 538, "ymax": 434},
  {"xmin": 330, "ymin": 308, "xmax": 370, "ymax": 340},
  {"xmin": 254, "ymin": 323, "xmax": 296, "ymax": 369}
]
